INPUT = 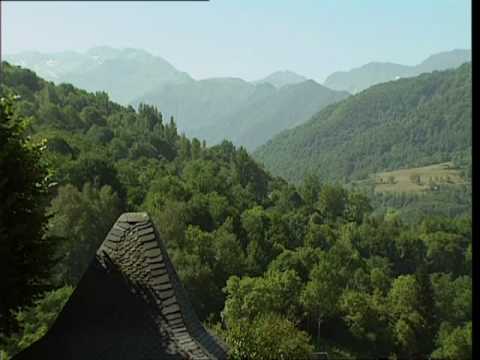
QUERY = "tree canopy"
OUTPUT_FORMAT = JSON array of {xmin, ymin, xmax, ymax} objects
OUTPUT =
[{"xmin": 0, "ymin": 61, "xmax": 471, "ymax": 360}]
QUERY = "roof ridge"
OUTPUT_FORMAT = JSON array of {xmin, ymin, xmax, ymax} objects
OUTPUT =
[{"xmin": 13, "ymin": 213, "xmax": 228, "ymax": 360}]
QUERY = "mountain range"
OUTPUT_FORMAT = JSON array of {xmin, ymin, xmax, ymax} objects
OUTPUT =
[
  {"xmin": 188, "ymin": 80, "xmax": 349, "ymax": 150},
  {"xmin": 254, "ymin": 63, "xmax": 472, "ymax": 184},
  {"xmin": 134, "ymin": 77, "xmax": 349, "ymax": 150},
  {"xmin": 324, "ymin": 49, "xmax": 471, "ymax": 94},
  {"xmin": 4, "ymin": 47, "xmax": 193, "ymax": 105},
  {"xmin": 5, "ymin": 47, "xmax": 471, "ymax": 151}
]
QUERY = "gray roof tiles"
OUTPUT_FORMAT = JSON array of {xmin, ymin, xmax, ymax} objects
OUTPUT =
[{"xmin": 13, "ymin": 213, "xmax": 228, "ymax": 360}]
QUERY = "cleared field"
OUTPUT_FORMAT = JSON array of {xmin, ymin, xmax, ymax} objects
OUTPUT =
[{"xmin": 372, "ymin": 162, "xmax": 465, "ymax": 193}]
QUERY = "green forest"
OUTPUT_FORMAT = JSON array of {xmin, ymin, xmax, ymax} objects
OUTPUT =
[
  {"xmin": 255, "ymin": 63, "xmax": 472, "ymax": 184},
  {"xmin": 0, "ymin": 62, "xmax": 472, "ymax": 359}
]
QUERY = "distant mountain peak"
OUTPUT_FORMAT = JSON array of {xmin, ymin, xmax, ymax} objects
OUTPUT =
[
  {"xmin": 324, "ymin": 49, "xmax": 471, "ymax": 94},
  {"xmin": 86, "ymin": 46, "xmax": 156, "ymax": 62},
  {"xmin": 202, "ymin": 76, "xmax": 247, "ymax": 83},
  {"xmin": 4, "ymin": 46, "xmax": 193, "ymax": 104},
  {"xmin": 254, "ymin": 70, "xmax": 308, "ymax": 88},
  {"xmin": 417, "ymin": 49, "xmax": 471, "ymax": 72}
]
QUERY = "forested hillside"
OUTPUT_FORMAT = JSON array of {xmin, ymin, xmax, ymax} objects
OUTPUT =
[
  {"xmin": 255, "ymin": 63, "xmax": 472, "ymax": 184},
  {"xmin": 134, "ymin": 77, "xmax": 267, "ymax": 131},
  {"xmin": 9, "ymin": 47, "xmax": 469, "ymax": 153},
  {"xmin": 0, "ymin": 62, "xmax": 471, "ymax": 359},
  {"xmin": 134, "ymin": 77, "xmax": 348, "ymax": 150},
  {"xmin": 6, "ymin": 47, "xmax": 348, "ymax": 151},
  {"xmin": 190, "ymin": 80, "xmax": 349, "ymax": 150}
]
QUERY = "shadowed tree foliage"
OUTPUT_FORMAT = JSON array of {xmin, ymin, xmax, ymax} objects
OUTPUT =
[
  {"xmin": 0, "ymin": 286, "xmax": 73, "ymax": 359},
  {"xmin": 47, "ymin": 183, "xmax": 123, "ymax": 285},
  {"xmin": 0, "ymin": 95, "xmax": 57, "ymax": 334}
]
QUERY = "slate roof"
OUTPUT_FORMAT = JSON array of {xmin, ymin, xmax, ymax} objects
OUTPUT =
[{"xmin": 13, "ymin": 212, "xmax": 229, "ymax": 360}]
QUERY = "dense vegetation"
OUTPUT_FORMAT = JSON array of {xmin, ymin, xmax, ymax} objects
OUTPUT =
[
  {"xmin": 368, "ymin": 183, "xmax": 472, "ymax": 223},
  {"xmin": 0, "ymin": 95, "xmax": 56, "ymax": 334},
  {"xmin": 135, "ymin": 76, "xmax": 348, "ymax": 151},
  {"xmin": 7, "ymin": 47, "xmax": 348, "ymax": 151},
  {"xmin": 190, "ymin": 80, "xmax": 349, "ymax": 151},
  {"xmin": 255, "ymin": 63, "xmax": 471, "ymax": 185},
  {"xmin": 0, "ymin": 62, "xmax": 471, "ymax": 359}
]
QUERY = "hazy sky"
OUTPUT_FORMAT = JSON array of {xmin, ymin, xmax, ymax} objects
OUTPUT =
[{"xmin": 2, "ymin": 0, "xmax": 471, "ymax": 82}]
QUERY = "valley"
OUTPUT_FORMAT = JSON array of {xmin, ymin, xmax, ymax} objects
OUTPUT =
[
  {"xmin": 1, "ymin": 44, "xmax": 472, "ymax": 360},
  {"xmin": 255, "ymin": 63, "xmax": 472, "ymax": 186},
  {"xmin": 5, "ymin": 47, "xmax": 471, "ymax": 152}
]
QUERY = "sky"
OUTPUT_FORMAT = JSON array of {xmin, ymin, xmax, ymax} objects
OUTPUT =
[{"xmin": 1, "ymin": 0, "xmax": 471, "ymax": 82}]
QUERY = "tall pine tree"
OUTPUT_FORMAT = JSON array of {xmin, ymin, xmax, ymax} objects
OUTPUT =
[{"xmin": 0, "ymin": 95, "xmax": 56, "ymax": 334}]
